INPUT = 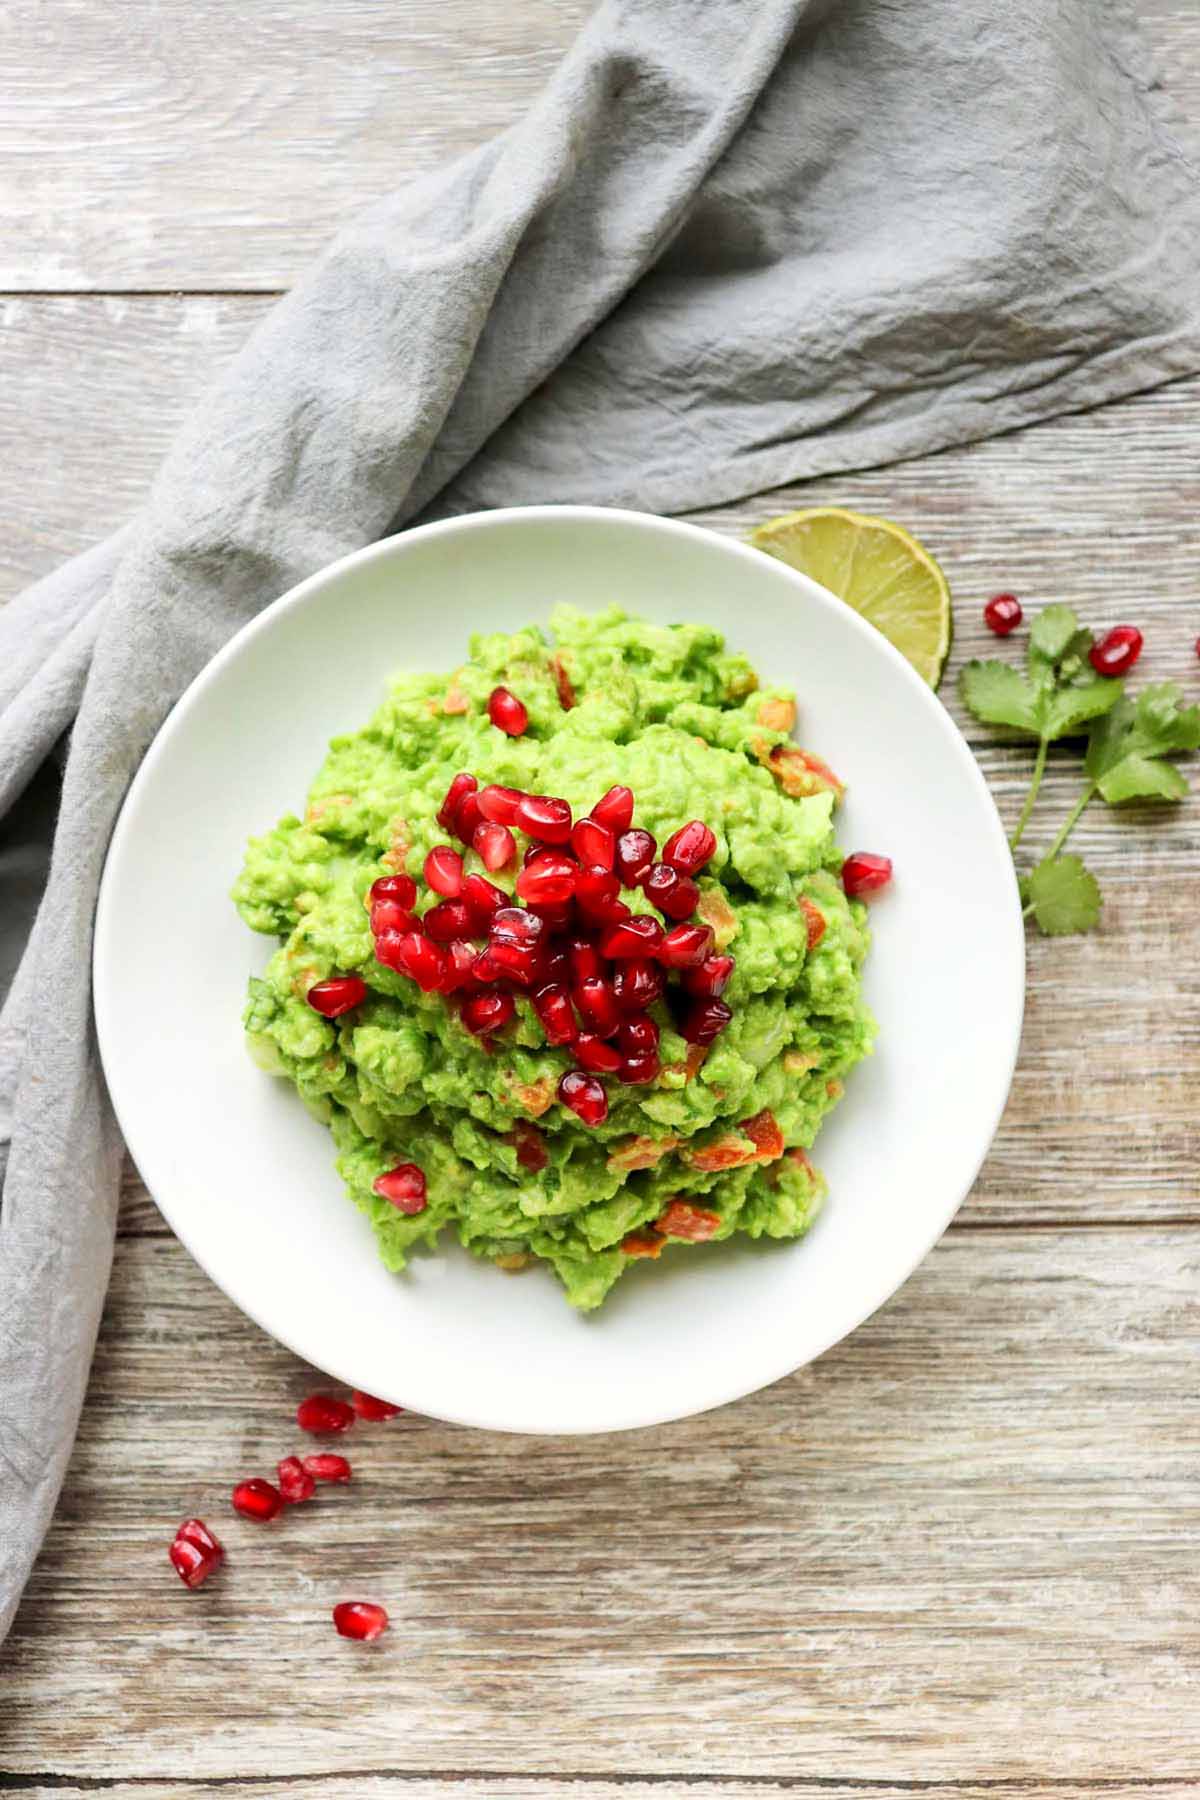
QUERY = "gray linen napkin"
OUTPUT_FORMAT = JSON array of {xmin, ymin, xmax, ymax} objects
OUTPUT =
[{"xmin": 1, "ymin": 0, "xmax": 1197, "ymax": 1640}]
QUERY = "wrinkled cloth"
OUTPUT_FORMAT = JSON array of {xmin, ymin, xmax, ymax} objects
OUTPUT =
[{"xmin": 1, "ymin": 0, "xmax": 1197, "ymax": 1642}]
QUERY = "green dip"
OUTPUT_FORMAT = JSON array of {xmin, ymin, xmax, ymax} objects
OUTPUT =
[{"xmin": 233, "ymin": 607, "xmax": 875, "ymax": 1310}]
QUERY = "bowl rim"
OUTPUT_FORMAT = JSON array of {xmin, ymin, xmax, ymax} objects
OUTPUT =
[{"xmin": 94, "ymin": 503, "xmax": 1024, "ymax": 1433}]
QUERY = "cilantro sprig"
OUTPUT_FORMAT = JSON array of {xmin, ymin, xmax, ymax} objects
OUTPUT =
[{"xmin": 960, "ymin": 609, "xmax": 1200, "ymax": 935}]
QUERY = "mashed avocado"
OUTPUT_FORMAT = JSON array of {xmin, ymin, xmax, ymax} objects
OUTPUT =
[{"xmin": 233, "ymin": 606, "xmax": 875, "ymax": 1309}]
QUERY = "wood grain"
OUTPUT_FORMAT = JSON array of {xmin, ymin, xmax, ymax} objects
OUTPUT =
[
  {"xmin": 2, "ymin": 1229, "xmax": 1198, "ymax": 1782},
  {"xmin": 9, "ymin": 1788, "xmax": 1195, "ymax": 1800}
]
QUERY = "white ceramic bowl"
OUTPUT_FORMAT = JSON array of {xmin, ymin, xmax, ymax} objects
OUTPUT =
[{"xmin": 94, "ymin": 506, "xmax": 1023, "ymax": 1434}]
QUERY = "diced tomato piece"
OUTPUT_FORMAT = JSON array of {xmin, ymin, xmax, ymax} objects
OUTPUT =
[{"xmin": 655, "ymin": 1200, "xmax": 721, "ymax": 1241}]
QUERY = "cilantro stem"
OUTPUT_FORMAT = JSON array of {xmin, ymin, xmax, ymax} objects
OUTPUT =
[
  {"xmin": 1047, "ymin": 783, "xmax": 1096, "ymax": 860},
  {"xmin": 1009, "ymin": 737, "xmax": 1049, "ymax": 853}
]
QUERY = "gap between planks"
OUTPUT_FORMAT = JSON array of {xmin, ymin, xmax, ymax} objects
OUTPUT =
[{"xmin": 0, "ymin": 1771, "xmax": 1197, "ymax": 1792}]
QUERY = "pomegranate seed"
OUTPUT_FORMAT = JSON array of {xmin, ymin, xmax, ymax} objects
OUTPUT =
[
  {"xmin": 511, "ymin": 1120, "xmax": 549, "ymax": 1171},
  {"xmin": 352, "ymin": 1390, "xmax": 404, "ymax": 1421},
  {"xmin": 615, "ymin": 829, "xmax": 656, "ymax": 887},
  {"xmin": 437, "ymin": 773, "xmax": 477, "ymax": 834},
  {"xmin": 533, "ymin": 982, "xmax": 579, "ymax": 1046},
  {"xmin": 558, "ymin": 1069, "xmax": 608, "ymax": 1126},
  {"xmin": 662, "ymin": 820, "xmax": 717, "ymax": 875},
  {"xmin": 842, "ymin": 852, "xmax": 893, "ymax": 898},
  {"xmin": 590, "ymin": 785, "xmax": 635, "ymax": 834},
  {"xmin": 684, "ymin": 954, "xmax": 735, "ymax": 998},
  {"xmin": 571, "ymin": 817, "xmax": 615, "ymax": 870},
  {"xmin": 1089, "ymin": 624, "xmax": 1143, "ymax": 677},
  {"xmin": 600, "ymin": 914, "xmax": 665, "ymax": 959},
  {"xmin": 302, "ymin": 1453, "xmax": 352, "ymax": 1483},
  {"xmin": 574, "ymin": 974, "xmax": 620, "ymax": 1037},
  {"xmin": 473, "ymin": 821, "xmax": 517, "ymax": 871},
  {"xmin": 541, "ymin": 942, "xmax": 571, "ymax": 986},
  {"xmin": 515, "ymin": 793, "xmax": 573, "ymax": 844},
  {"xmin": 617, "ymin": 1015, "xmax": 660, "ymax": 1056},
  {"xmin": 377, "ymin": 930, "xmax": 447, "ymax": 992},
  {"xmin": 567, "ymin": 936, "xmax": 602, "ymax": 983},
  {"xmin": 984, "ymin": 592, "xmax": 1023, "ymax": 635},
  {"xmin": 424, "ymin": 846, "xmax": 464, "ymax": 898},
  {"xmin": 658, "ymin": 922, "xmax": 714, "ymax": 968},
  {"xmin": 297, "ymin": 1393, "xmax": 357, "ymax": 1434},
  {"xmin": 372, "ymin": 1163, "xmax": 429, "ymax": 1213},
  {"xmin": 575, "ymin": 1033, "xmax": 624, "ymax": 1074},
  {"xmin": 455, "ymin": 788, "xmax": 484, "ymax": 843},
  {"xmin": 168, "ymin": 1519, "xmax": 224, "ymax": 1589},
  {"xmin": 487, "ymin": 939, "xmax": 544, "ymax": 986},
  {"xmin": 575, "ymin": 867, "xmax": 629, "ymax": 925},
  {"xmin": 612, "ymin": 958, "xmax": 664, "ymax": 1012},
  {"xmin": 643, "ymin": 862, "xmax": 700, "ymax": 920},
  {"xmin": 370, "ymin": 874, "xmax": 417, "ymax": 910},
  {"xmin": 333, "ymin": 1600, "xmax": 389, "ymax": 1642},
  {"xmin": 371, "ymin": 896, "xmax": 414, "ymax": 936},
  {"xmin": 277, "ymin": 1456, "xmax": 316, "ymax": 1504},
  {"xmin": 620, "ymin": 1049, "xmax": 661, "ymax": 1086},
  {"xmin": 491, "ymin": 906, "xmax": 544, "ymax": 945},
  {"xmin": 477, "ymin": 785, "xmax": 525, "ymax": 826},
  {"xmin": 231, "ymin": 1478, "xmax": 284, "ymax": 1523},
  {"xmin": 487, "ymin": 686, "xmax": 528, "ymax": 736},
  {"xmin": 442, "ymin": 938, "xmax": 481, "ymax": 992},
  {"xmin": 680, "ymin": 998, "xmax": 733, "ymax": 1045},
  {"xmin": 1195, "ymin": 635, "xmax": 1200, "ymax": 661},
  {"xmin": 516, "ymin": 849, "xmax": 578, "ymax": 907},
  {"xmin": 306, "ymin": 975, "xmax": 367, "ymax": 1018},
  {"xmin": 462, "ymin": 872, "xmax": 508, "ymax": 928},
  {"xmin": 473, "ymin": 945, "xmax": 502, "ymax": 982},
  {"xmin": 462, "ymin": 989, "xmax": 516, "ymax": 1035},
  {"xmin": 422, "ymin": 899, "xmax": 473, "ymax": 943}
]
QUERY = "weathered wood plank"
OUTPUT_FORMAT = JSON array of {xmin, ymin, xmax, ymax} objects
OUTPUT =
[
  {"xmin": 2, "ymin": 1229, "xmax": 1197, "ymax": 1781},
  {"xmin": 4, "ymin": 1787, "xmax": 1196, "ymax": 1800}
]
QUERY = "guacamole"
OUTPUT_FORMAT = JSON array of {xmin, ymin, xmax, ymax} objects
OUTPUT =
[{"xmin": 233, "ymin": 606, "xmax": 875, "ymax": 1310}]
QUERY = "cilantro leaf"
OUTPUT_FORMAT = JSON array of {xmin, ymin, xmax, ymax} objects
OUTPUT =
[
  {"xmin": 1029, "ymin": 604, "xmax": 1082, "ymax": 667},
  {"xmin": 1042, "ymin": 676, "xmax": 1124, "ymax": 739},
  {"xmin": 1084, "ymin": 682, "xmax": 1200, "ymax": 804},
  {"xmin": 959, "ymin": 660, "xmax": 1041, "ymax": 733},
  {"xmin": 1025, "ymin": 853, "xmax": 1102, "ymax": 936},
  {"xmin": 959, "ymin": 649, "xmax": 1120, "ymax": 741}
]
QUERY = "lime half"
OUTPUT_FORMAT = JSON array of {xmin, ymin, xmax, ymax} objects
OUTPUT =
[{"xmin": 749, "ymin": 506, "xmax": 952, "ymax": 688}]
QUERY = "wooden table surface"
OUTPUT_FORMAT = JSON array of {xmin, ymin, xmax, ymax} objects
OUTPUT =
[{"xmin": 2, "ymin": 4, "xmax": 1198, "ymax": 1794}]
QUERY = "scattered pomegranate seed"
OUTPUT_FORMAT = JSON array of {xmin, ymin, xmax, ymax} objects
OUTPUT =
[
  {"xmin": 476, "ymin": 784, "xmax": 525, "ymax": 826},
  {"xmin": 422, "ymin": 899, "xmax": 474, "ymax": 943},
  {"xmin": 541, "ymin": 942, "xmax": 571, "ymax": 985},
  {"xmin": 376, "ymin": 930, "xmax": 447, "ymax": 992},
  {"xmin": 662, "ymin": 821, "xmax": 717, "ymax": 875},
  {"xmin": 570, "ymin": 817, "xmax": 615, "ymax": 870},
  {"xmin": 352, "ymin": 1390, "xmax": 404, "ymax": 1421},
  {"xmin": 442, "ymin": 939, "xmax": 481, "ymax": 992},
  {"xmin": 590, "ymin": 786, "xmax": 635, "ymax": 833},
  {"xmin": 168, "ymin": 1519, "xmax": 224, "ymax": 1589},
  {"xmin": 490, "ymin": 939, "xmax": 545, "ymax": 986},
  {"xmin": 371, "ymin": 895, "xmax": 414, "ymax": 936},
  {"xmin": 424, "ymin": 846, "xmax": 464, "ymax": 898},
  {"xmin": 491, "ymin": 906, "xmax": 544, "ymax": 945},
  {"xmin": 333, "ymin": 1600, "xmax": 389, "ymax": 1641},
  {"xmin": 462, "ymin": 989, "xmax": 517, "ymax": 1035},
  {"xmin": 575, "ymin": 1033, "xmax": 624, "ymax": 1074},
  {"xmin": 841, "ymin": 852, "xmax": 893, "ymax": 898},
  {"xmin": 574, "ymin": 868, "xmax": 629, "ymax": 925},
  {"xmin": 1195, "ymin": 635, "xmax": 1200, "ymax": 661},
  {"xmin": 684, "ymin": 954, "xmax": 735, "ymax": 998},
  {"xmin": 487, "ymin": 687, "xmax": 528, "ymax": 736},
  {"xmin": 615, "ymin": 829, "xmax": 657, "ymax": 887},
  {"xmin": 297, "ymin": 1393, "xmax": 357, "ymax": 1435},
  {"xmin": 1089, "ymin": 624, "xmax": 1143, "ymax": 677},
  {"xmin": 515, "ymin": 793, "xmax": 573, "ymax": 844},
  {"xmin": 277, "ymin": 1456, "xmax": 316, "ymax": 1504},
  {"xmin": 511, "ymin": 1120, "xmax": 549, "ymax": 1171},
  {"xmin": 620, "ymin": 1048, "xmax": 662, "ymax": 1086},
  {"xmin": 462, "ymin": 872, "xmax": 508, "ymax": 928},
  {"xmin": 574, "ymin": 973, "xmax": 621, "ymax": 1037},
  {"xmin": 612, "ymin": 957, "xmax": 665, "ymax": 1012},
  {"xmin": 643, "ymin": 863, "xmax": 700, "ymax": 921},
  {"xmin": 372, "ymin": 1163, "xmax": 429, "ymax": 1214},
  {"xmin": 533, "ymin": 982, "xmax": 579, "ymax": 1045},
  {"xmin": 472, "ymin": 821, "xmax": 517, "ymax": 871},
  {"xmin": 984, "ymin": 592, "xmax": 1023, "ymax": 635},
  {"xmin": 306, "ymin": 975, "xmax": 368, "ymax": 1019},
  {"xmin": 567, "ymin": 936, "xmax": 602, "ymax": 983},
  {"xmin": 600, "ymin": 914, "xmax": 666, "ymax": 959},
  {"xmin": 302, "ymin": 1453, "xmax": 352, "ymax": 1483},
  {"xmin": 437, "ymin": 773, "xmax": 477, "ymax": 835},
  {"xmin": 370, "ymin": 874, "xmax": 418, "ymax": 910},
  {"xmin": 617, "ymin": 1015, "xmax": 660, "ymax": 1057},
  {"xmin": 516, "ymin": 848, "xmax": 578, "ymax": 907},
  {"xmin": 455, "ymin": 788, "xmax": 484, "ymax": 842},
  {"xmin": 657, "ymin": 922, "xmax": 714, "ymax": 968},
  {"xmin": 680, "ymin": 998, "xmax": 733, "ymax": 1045},
  {"xmin": 231, "ymin": 1478, "xmax": 284, "ymax": 1523},
  {"xmin": 558, "ymin": 1068, "xmax": 608, "ymax": 1126}
]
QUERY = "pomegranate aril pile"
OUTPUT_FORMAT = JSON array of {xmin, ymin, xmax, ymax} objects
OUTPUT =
[{"xmin": 367, "ymin": 775, "xmax": 740, "ymax": 1128}]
